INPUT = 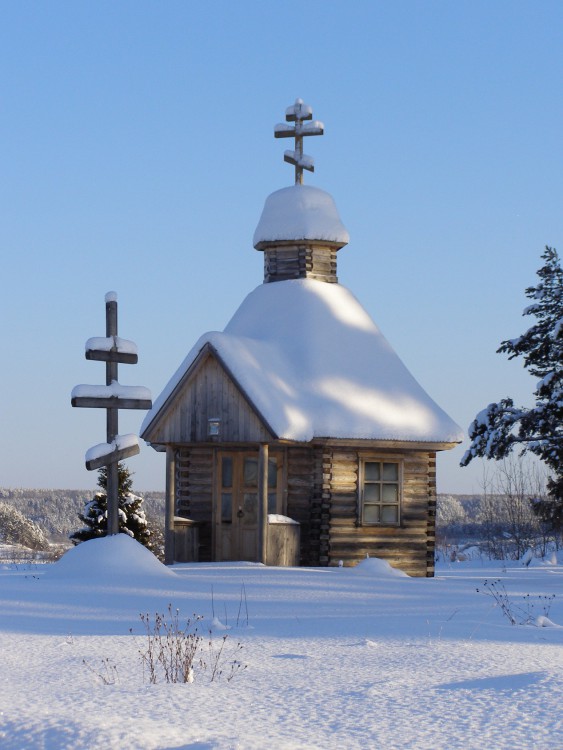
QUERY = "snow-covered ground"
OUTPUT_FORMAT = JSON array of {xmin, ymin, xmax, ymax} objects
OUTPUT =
[{"xmin": 1, "ymin": 537, "xmax": 562, "ymax": 749}]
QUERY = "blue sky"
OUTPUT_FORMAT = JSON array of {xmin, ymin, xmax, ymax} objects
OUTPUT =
[{"xmin": 1, "ymin": 1, "xmax": 561, "ymax": 493}]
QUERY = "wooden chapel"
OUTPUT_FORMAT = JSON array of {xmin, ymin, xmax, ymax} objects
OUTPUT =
[{"xmin": 141, "ymin": 99, "xmax": 462, "ymax": 576}]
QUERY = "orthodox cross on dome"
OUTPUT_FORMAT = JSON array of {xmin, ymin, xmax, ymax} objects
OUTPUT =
[{"xmin": 274, "ymin": 98, "xmax": 324, "ymax": 185}]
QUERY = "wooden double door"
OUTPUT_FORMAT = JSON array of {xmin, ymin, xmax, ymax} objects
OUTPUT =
[{"xmin": 216, "ymin": 451, "xmax": 283, "ymax": 562}]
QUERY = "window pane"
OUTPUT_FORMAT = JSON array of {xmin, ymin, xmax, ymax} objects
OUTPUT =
[
  {"xmin": 221, "ymin": 493, "xmax": 232, "ymax": 523},
  {"xmin": 363, "ymin": 505, "xmax": 380, "ymax": 523},
  {"xmin": 381, "ymin": 505, "xmax": 399, "ymax": 524},
  {"xmin": 268, "ymin": 458, "xmax": 278, "ymax": 488},
  {"xmin": 268, "ymin": 491, "xmax": 277, "ymax": 514},
  {"xmin": 364, "ymin": 462, "xmax": 380, "ymax": 481},
  {"xmin": 221, "ymin": 458, "xmax": 233, "ymax": 488},
  {"xmin": 244, "ymin": 458, "xmax": 258, "ymax": 486},
  {"xmin": 364, "ymin": 484, "xmax": 380, "ymax": 503},
  {"xmin": 382, "ymin": 463, "xmax": 398, "ymax": 481},
  {"xmin": 242, "ymin": 493, "xmax": 257, "ymax": 525},
  {"xmin": 382, "ymin": 484, "xmax": 398, "ymax": 503}
]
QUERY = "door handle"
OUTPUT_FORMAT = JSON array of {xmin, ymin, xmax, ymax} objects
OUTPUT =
[{"xmin": 237, "ymin": 506, "xmax": 244, "ymax": 518}]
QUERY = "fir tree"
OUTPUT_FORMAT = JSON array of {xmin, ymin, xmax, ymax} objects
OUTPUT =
[
  {"xmin": 461, "ymin": 247, "xmax": 563, "ymax": 523},
  {"xmin": 70, "ymin": 463, "xmax": 153, "ymax": 548}
]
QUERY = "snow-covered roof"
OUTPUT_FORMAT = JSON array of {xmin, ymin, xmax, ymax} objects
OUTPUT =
[
  {"xmin": 142, "ymin": 279, "xmax": 463, "ymax": 445},
  {"xmin": 253, "ymin": 184, "xmax": 349, "ymax": 248}
]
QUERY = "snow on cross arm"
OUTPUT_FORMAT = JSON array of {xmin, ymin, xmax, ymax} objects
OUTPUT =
[
  {"xmin": 85, "ymin": 434, "xmax": 140, "ymax": 463},
  {"xmin": 85, "ymin": 336, "xmax": 138, "ymax": 355},
  {"xmin": 72, "ymin": 383, "xmax": 152, "ymax": 400}
]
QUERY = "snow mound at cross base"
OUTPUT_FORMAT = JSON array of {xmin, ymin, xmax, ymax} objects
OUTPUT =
[
  {"xmin": 47, "ymin": 534, "xmax": 176, "ymax": 583},
  {"xmin": 352, "ymin": 557, "xmax": 409, "ymax": 578}
]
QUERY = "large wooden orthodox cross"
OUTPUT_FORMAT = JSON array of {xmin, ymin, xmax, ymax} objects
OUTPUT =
[
  {"xmin": 274, "ymin": 98, "xmax": 324, "ymax": 184},
  {"xmin": 71, "ymin": 293, "xmax": 152, "ymax": 536}
]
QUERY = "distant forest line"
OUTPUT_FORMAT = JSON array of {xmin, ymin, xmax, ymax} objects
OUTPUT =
[
  {"xmin": 1, "ymin": 488, "xmax": 559, "ymax": 562},
  {"xmin": 0, "ymin": 488, "xmax": 165, "ymax": 542}
]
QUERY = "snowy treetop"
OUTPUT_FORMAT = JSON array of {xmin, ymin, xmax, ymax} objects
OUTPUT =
[{"xmin": 142, "ymin": 279, "xmax": 462, "ymax": 445}]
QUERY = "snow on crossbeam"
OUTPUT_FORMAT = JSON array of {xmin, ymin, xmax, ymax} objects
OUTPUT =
[
  {"xmin": 285, "ymin": 98, "xmax": 312, "ymax": 120},
  {"xmin": 85, "ymin": 336, "xmax": 139, "ymax": 364},
  {"xmin": 71, "ymin": 382, "xmax": 152, "ymax": 410},
  {"xmin": 85, "ymin": 433, "xmax": 140, "ymax": 471}
]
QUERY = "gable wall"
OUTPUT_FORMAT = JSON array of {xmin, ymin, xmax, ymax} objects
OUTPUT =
[{"xmin": 148, "ymin": 353, "xmax": 272, "ymax": 444}]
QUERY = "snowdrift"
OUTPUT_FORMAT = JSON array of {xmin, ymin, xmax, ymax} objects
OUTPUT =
[{"xmin": 45, "ymin": 534, "xmax": 176, "ymax": 583}]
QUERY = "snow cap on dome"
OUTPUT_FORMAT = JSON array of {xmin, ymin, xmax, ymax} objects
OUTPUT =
[{"xmin": 253, "ymin": 184, "xmax": 349, "ymax": 249}]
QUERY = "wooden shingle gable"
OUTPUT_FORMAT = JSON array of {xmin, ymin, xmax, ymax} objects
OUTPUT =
[{"xmin": 141, "ymin": 343, "xmax": 276, "ymax": 445}]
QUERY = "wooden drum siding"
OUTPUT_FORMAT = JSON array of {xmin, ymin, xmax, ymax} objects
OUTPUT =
[
  {"xmin": 327, "ymin": 450, "xmax": 436, "ymax": 577},
  {"xmin": 175, "ymin": 447, "xmax": 214, "ymax": 561},
  {"xmin": 147, "ymin": 351, "xmax": 273, "ymax": 444},
  {"xmin": 263, "ymin": 243, "xmax": 339, "ymax": 284}
]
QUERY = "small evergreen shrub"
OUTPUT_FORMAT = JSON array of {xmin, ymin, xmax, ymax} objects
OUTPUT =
[{"xmin": 70, "ymin": 463, "xmax": 155, "ymax": 550}]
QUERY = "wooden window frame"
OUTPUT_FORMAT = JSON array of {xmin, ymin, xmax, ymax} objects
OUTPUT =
[{"xmin": 358, "ymin": 457, "xmax": 403, "ymax": 527}]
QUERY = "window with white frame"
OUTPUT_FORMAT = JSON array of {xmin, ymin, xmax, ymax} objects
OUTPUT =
[{"xmin": 360, "ymin": 459, "xmax": 401, "ymax": 525}]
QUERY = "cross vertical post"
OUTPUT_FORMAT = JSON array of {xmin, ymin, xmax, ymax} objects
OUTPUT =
[{"xmin": 105, "ymin": 295, "xmax": 119, "ymax": 536}]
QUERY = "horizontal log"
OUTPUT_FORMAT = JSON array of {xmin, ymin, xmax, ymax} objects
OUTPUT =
[
  {"xmin": 327, "ymin": 518, "xmax": 356, "ymax": 527},
  {"xmin": 288, "ymin": 477, "xmax": 314, "ymax": 487},
  {"xmin": 329, "ymin": 530, "xmax": 429, "ymax": 542},
  {"xmin": 329, "ymin": 523, "xmax": 428, "ymax": 535},
  {"xmin": 331, "ymin": 452, "xmax": 358, "ymax": 461},
  {"xmin": 288, "ymin": 461, "xmax": 314, "ymax": 470},
  {"xmin": 330, "ymin": 491, "xmax": 358, "ymax": 502},
  {"xmin": 329, "ymin": 545, "xmax": 428, "ymax": 558},
  {"xmin": 287, "ymin": 466, "xmax": 314, "ymax": 475},
  {"xmin": 72, "ymin": 396, "xmax": 152, "ymax": 410},
  {"xmin": 331, "ymin": 460, "xmax": 357, "ymax": 470},
  {"xmin": 86, "ymin": 350, "xmax": 138, "ymax": 365},
  {"xmin": 85, "ymin": 442, "xmax": 140, "ymax": 471},
  {"xmin": 330, "ymin": 483, "xmax": 357, "ymax": 493},
  {"xmin": 176, "ymin": 470, "xmax": 212, "ymax": 481},
  {"xmin": 180, "ymin": 461, "xmax": 213, "ymax": 471},
  {"xmin": 330, "ymin": 471, "xmax": 357, "ymax": 482}
]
